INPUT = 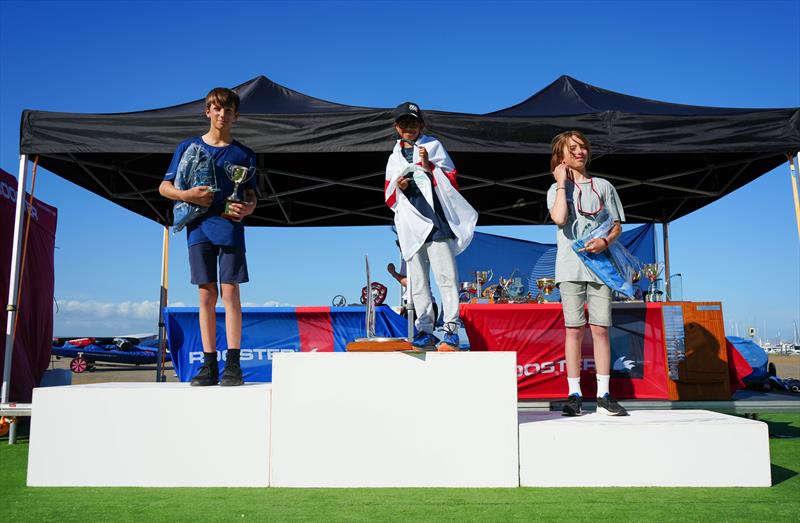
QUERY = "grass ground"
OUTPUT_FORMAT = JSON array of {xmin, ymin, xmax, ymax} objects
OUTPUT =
[{"xmin": 2, "ymin": 414, "xmax": 798, "ymax": 522}]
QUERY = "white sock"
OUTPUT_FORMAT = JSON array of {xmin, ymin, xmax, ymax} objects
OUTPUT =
[
  {"xmin": 597, "ymin": 374, "xmax": 610, "ymax": 398},
  {"xmin": 567, "ymin": 377, "xmax": 581, "ymax": 397}
]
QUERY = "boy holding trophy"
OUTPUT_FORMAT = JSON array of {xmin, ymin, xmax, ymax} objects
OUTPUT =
[
  {"xmin": 384, "ymin": 102, "xmax": 478, "ymax": 350},
  {"xmin": 159, "ymin": 87, "xmax": 257, "ymax": 386}
]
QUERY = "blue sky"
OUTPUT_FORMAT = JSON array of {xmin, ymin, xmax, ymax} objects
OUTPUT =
[{"xmin": 1, "ymin": 1, "xmax": 798, "ymax": 341}]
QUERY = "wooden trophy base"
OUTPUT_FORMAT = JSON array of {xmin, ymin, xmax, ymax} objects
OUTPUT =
[{"xmin": 346, "ymin": 338, "xmax": 415, "ymax": 352}]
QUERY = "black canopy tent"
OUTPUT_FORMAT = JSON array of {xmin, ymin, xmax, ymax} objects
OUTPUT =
[
  {"xmin": 5, "ymin": 75, "xmax": 800, "ymax": 418},
  {"xmin": 19, "ymin": 74, "xmax": 800, "ymax": 228}
]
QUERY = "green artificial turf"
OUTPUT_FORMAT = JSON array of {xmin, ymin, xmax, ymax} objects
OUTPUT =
[{"xmin": 2, "ymin": 414, "xmax": 799, "ymax": 522}]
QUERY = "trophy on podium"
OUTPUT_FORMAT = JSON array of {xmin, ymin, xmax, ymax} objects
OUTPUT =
[
  {"xmin": 535, "ymin": 277, "xmax": 556, "ymax": 303},
  {"xmin": 346, "ymin": 256, "xmax": 412, "ymax": 352},
  {"xmin": 221, "ymin": 162, "xmax": 256, "ymax": 220}
]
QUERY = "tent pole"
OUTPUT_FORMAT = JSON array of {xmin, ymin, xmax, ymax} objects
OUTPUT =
[
  {"xmin": 2, "ymin": 155, "xmax": 29, "ymax": 445},
  {"xmin": 156, "ymin": 226, "xmax": 169, "ymax": 383},
  {"xmin": 662, "ymin": 222, "xmax": 671, "ymax": 301},
  {"xmin": 789, "ymin": 154, "xmax": 800, "ymax": 242}
]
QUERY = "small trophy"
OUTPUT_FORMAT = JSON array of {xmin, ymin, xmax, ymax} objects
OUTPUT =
[
  {"xmin": 473, "ymin": 270, "xmax": 494, "ymax": 302},
  {"xmin": 498, "ymin": 277, "xmax": 512, "ymax": 303},
  {"xmin": 222, "ymin": 162, "xmax": 256, "ymax": 220},
  {"xmin": 360, "ymin": 282, "xmax": 388, "ymax": 307},
  {"xmin": 642, "ymin": 263, "xmax": 663, "ymax": 302},
  {"xmin": 535, "ymin": 277, "xmax": 556, "ymax": 303},
  {"xmin": 506, "ymin": 277, "xmax": 525, "ymax": 303}
]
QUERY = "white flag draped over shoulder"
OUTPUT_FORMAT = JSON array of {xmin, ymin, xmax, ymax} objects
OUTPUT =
[{"xmin": 384, "ymin": 134, "xmax": 478, "ymax": 261}]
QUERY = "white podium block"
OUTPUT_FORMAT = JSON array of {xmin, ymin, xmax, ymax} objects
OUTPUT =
[
  {"xmin": 519, "ymin": 410, "xmax": 771, "ymax": 487},
  {"xmin": 270, "ymin": 352, "xmax": 519, "ymax": 487},
  {"xmin": 27, "ymin": 383, "xmax": 272, "ymax": 487}
]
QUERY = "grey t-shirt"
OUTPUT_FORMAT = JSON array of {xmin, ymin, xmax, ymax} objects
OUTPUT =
[{"xmin": 546, "ymin": 177, "xmax": 625, "ymax": 284}]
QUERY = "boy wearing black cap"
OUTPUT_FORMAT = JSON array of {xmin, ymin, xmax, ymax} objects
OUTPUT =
[{"xmin": 384, "ymin": 102, "xmax": 478, "ymax": 350}]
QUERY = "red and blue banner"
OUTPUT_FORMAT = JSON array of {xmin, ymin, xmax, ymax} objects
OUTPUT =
[{"xmin": 164, "ymin": 306, "xmax": 407, "ymax": 382}]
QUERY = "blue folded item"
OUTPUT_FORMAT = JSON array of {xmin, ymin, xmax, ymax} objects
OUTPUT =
[
  {"xmin": 173, "ymin": 142, "xmax": 217, "ymax": 232},
  {"xmin": 572, "ymin": 213, "xmax": 641, "ymax": 298}
]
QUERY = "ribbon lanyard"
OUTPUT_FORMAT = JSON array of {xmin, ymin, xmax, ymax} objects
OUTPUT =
[{"xmin": 576, "ymin": 178, "xmax": 604, "ymax": 217}]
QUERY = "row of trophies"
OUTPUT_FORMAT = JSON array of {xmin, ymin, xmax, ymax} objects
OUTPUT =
[
  {"xmin": 459, "ymin": 270, "xmax": 556, "ymax": 304},
  {"xmin": 459, "ymin": 263, "xmax": 666, "ymax": 304}
]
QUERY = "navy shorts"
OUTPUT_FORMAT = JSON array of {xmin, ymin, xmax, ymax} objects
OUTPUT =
[{"xmin": 189, "ymin": 242, "xmax": 249, "ymax": 285}]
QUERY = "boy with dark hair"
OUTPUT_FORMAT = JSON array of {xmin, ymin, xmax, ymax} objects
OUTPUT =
[
  {"xmin": 159, "ymin": 87, "xmax": 257, "ymax": 386},
  {"xmin": 384, "ymin": 102, "xmax": 478, "ymax": 351}
]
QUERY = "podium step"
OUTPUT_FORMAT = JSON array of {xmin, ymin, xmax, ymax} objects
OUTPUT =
[
  {"xmin": 270, "ymin": 352, "xmax": 519, "ymax": 487},
  {"xmin": 518, "ymin": 409, "xmax": 771, "ymax": 487},
  {"xmin": 27, "ymin": 382, "xmax": 272, "ymax": 487}
]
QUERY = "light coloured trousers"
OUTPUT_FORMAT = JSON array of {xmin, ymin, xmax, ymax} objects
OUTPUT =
[{"xmin": 407, "ymin": 239, "xmax": 459, "ymax": 333}]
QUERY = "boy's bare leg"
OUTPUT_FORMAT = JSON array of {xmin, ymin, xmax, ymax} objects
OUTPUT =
[
  {"xmin": 589, "ymin": 324, "xmax": 611, "ymax": 375},
  {"xmin": 564, "ymin": 326, "xmax": 584, "ymax": 378},
  {"xmin": 192, "ymin": 283, "xmax": 220, "ymax": 386},
  {"xmin": 198, "ymin": 283, "xmax": 219, "ymax": 353},
  {"xmin": 219, "ymin": 282, "xmax": 244, "ymax": 386},
  {"xmin": 590, "ymin": 323, "xmax": 616, "ymax": 402},
  {"xmin": 221, "ymin": 283, "xmax": 242, "ymax": 350},
  {"xmin": 561, "ymin": 325, "xmax": 585, "ymax": 414}
]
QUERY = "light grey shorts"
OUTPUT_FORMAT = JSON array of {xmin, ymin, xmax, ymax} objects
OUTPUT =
[{"xmin": 559, "ymin": 281, "xmax": 613, "ymax": 328}]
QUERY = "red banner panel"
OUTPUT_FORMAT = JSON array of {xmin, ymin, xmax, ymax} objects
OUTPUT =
[
  {"xmin": 1, "ymin": 167, "xmax": 57, "ymax": 403},
  {"xmin": 461, "ymin": 303, "xmax": 670, "ymax": 399},
  {"xmin": 296, "ymin": 307, "xmax": 335, "ymax": 352}
]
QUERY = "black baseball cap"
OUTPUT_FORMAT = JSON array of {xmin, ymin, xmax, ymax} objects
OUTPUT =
[{"xmin": 393, "ymin": 101, "xmax": 423, "ymax": 122}]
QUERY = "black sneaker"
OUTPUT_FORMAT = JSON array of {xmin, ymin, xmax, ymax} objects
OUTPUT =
[
  {"xmin": 220, "ymin": 362, "xmax": 244, "ymax": 387},
  {"xmin": 596, "ymin": 393, "xmax": 628, "ymax": 416},
  {"xmin": 190, "ymin": 362, "xmax": 218, "ymax": 386},
  {"xmin": 561, "ymin": 394, "xmax": 583, "ymax": 416}
]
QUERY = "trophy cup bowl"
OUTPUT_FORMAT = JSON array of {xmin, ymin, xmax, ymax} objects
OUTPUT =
[
  {"xmin": 222, "ymin": 163, "xmax": 256, "ymax": 220},
  {"xmin": 474, "ymin": 270, "xmax": 493, "ymax": 286},
  {"xmin": 535, "ymin": 277, "xmax": 556, "ymax": 303}
]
